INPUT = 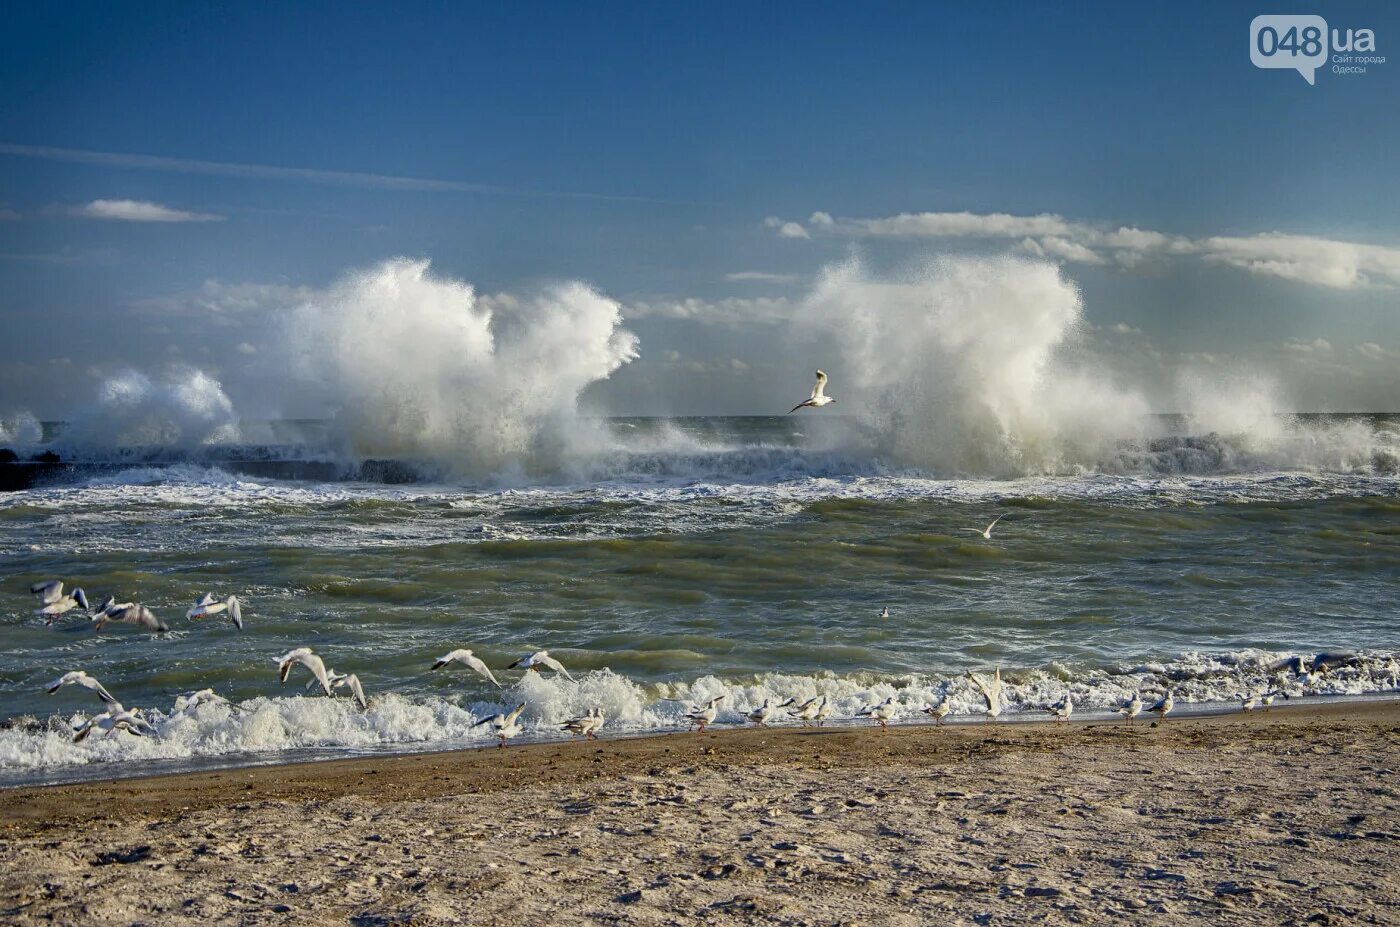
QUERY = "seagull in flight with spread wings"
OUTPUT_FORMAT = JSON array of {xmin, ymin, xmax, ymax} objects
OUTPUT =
[{"xmin": 788, "ymin": 369, "xmax": 836, "ymax": 414}]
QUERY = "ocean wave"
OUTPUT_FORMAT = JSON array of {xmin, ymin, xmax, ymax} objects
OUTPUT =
[{"xmin": 3, "ymin": 649, "xmax": 1394, "ymax": 785}]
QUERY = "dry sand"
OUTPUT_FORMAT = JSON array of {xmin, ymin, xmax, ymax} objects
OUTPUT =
[{"xmin": 2, "ymin": 701, "xmax": 1398, "ymax": 926}]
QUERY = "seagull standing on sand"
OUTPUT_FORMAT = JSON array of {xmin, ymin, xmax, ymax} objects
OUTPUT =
[
  {"xmin": 968, "ymin": 668, "xmax": 1004, "ymax": 723},
  {"xmin": 508, "ymin": 650, "xmax": 575, "ymax": 681},
  {"xmin": 276, "ymin": 648, "xmax": 333, "ymax": 696},
  {"xmin": 31, "ymin": 581, "xmax": 90, "ymax": 624},
  {"xmin": 92, "ymin": 600, "xmax": 168, "ymax": 633},
  {"xmin": 186, "ymin": 593, "xmax": 243, "ymax": 630},
  {"xmin": 562, "ymin": 708, "xmax": 604, "ymax": 740},
  {"xmin": 1047, "ymin": 695, "xmax": 1073, "ymax": 723},
  {"xmin": 474, "ymin": 703, "xmax": 527, "ymax": 748},
  {"xmin": 1146, "ymin": 690, "xmax": 1174, "ymax": 721},
  {"xmin": 1238, "ymin": 691, "xmax": 1259, "ymax": 712},
  {"xmin": 963, "ymin": 515, "xmax": 1006, "ymax": 541},
  {"xmin": 922, "ymin": 698, "xmax": 951, "ymax": 725},
  {"xmin": 746, "ymin": 699, "xmax": 774, "ymax": 727},
  {"xmin": 685, "ymin": 696, "xmax": 724, "ymax": 733},
  {"xmin": 788, "ymin": 369, "xmax": 836, "ymax": 414},
  {"xmin": 1117, "ymin": 691, "xmax": 1142, "ymax": 724},
  {"xmin": 858, "ymin": 696, "xmax": 898, "ymax": 731},
  {"xmin": 431, "ymin": 649, "xmax": 501, "ymax": 688}
]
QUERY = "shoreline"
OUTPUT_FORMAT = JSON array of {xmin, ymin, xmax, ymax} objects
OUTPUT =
[{"xmin": 3, "ymin": 699, "xmax": 1397, "ymax": 925}]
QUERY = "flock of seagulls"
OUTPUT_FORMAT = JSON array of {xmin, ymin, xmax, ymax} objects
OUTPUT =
[{"xmin": 30, "ymin": 580, "xmax": 241, "ymax": 635}]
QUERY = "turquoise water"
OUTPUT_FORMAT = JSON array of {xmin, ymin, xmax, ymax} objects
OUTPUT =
[{"xmin": 1, "ymin": 415, "xmax": 1398, "ymax": 785}]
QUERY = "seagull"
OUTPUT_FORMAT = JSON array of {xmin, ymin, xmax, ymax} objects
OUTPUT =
[
  {"xmin": 857, "ymin": 696, "xmax": 897, "ymax": 731},
  {"xmin": 431, "ymin": 648, "xmax": 501, "ymax": 688},
  {"xmin": 787, "ymin": 369, "xmax": 836, "ymax": 414},
  {"xmin": 307, "ymin": 669, "xmax": 368, "ymax": 710},
  {"xmin": 685, "ymin": 696, "xmax": 724, "ymax": 732},
  {"xmin": 968, "ymin": 668, "xmax": 1004, "ymax": 723},
  {"xmin": 786, "ymin": 696, "xmax": 821, "ymax": 726},
  {"xmin": 474, "ymin": 702, "xmax": 527, "ymax": 748},
  {"xmin": 1047, "ymin": 695, "xmax": 1073, "ymax": 723},
  {"xmin": 92, "ymin": 600, "xmax": 168, "ymax": 633},
  {"xmin": 1117, "ymin": 691, "xmax": 1142, "ymax": 724},
  {"xmin": 922, "ymin": 699, "xmax": 951, "ymax": 725},
  {"xmin": 1260, "ymin": 689, "xmax": 1288, "ymax": 712},
  {"xmin": 172, "ymin": 689, "xmax": 231, "ymax": 714},
  {"xmin": 746, "ymin": 699, "xmax": 774, "ymax": 726},
  {"xmin": 276, "ymin": 648, "xmax": 333, "ymax": 696},
  {"xmin": 963, "ymin": 515, "xmax": 1006, "ymax": 541},
  {"xmin": 31, "ymin": 581, "xmax": 90, "ymax": 624},
  {"xmin": 813, "ymin": 696, "xmax": 832, "ymax": 727},
  {"xmin": 1238, "ymin": 691, "xmax": 1258, "ymax": 713},
  {"xmin": 46, "ymin": 671, "xmax": 117, "ymax": 706},
  {"xmin": 1146, "ymin": 690, "xmax": 1174, "ymax": 721},
  {"xmin": 508, "ymin": 650, "xmax": 575, "ymax": 681},
  {"xmin": 562, "ymin": 708, "xmax": 604, "ymax": 740},
  {"xmin": 879, "ymin": 605, "xmax": 891, "ymax": 620},
  {"xmin": 72, "ymin": 704, "xmax": 153, "ymax": 742},
  {"xmin": 186, "ymin": 593, "xmax": 243, "ymax": 630}
]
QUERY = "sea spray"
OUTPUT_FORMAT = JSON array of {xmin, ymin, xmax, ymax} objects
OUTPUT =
[
  {"xmin": 806, "ymin": 255, "xmax": 1154, "ymax": 476},
  {"xmin": 284, "ymin": 258, "xmax": 639, "ymax": 476}
]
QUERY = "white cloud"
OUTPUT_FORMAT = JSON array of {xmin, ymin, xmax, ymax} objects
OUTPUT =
[
  {"xmin": 1356, "ymin": 342, "xmax": 1387, "ymax": 360},
  {"xmin": 1281, "ymin": 337, "xmax": 1333, "ymax": 354},
  {"xmin": 724, "ymin": 271, "xmax": 799, "ymax": 284},
  {"xmin": 235, "ymin": 342, "xmax": 258, "ymax": 355},
  {"xmin": 627, "ymin": 296, "xmax": 797, "ymax": 326},
  {"xmin": 136, "ymin": 280, "xmax": 313, "ymax": 315},
  {"xmin": 769, "ymin": 208, "xmax": 1400, "ymax": 290},
  {"xmin": 74, "ymin": 199, "xmax": 224, "ymax": 223}
]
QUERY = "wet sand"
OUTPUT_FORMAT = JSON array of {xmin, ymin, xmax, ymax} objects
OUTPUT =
[{"xmin": 2, "ymin": 700, "xmax": 1398, "ymax": 925}]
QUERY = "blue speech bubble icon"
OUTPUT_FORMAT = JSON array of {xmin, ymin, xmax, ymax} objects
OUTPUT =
[{"xmin": 1251, "ymin": 15, "xmax": 1328, "ymax": 85}]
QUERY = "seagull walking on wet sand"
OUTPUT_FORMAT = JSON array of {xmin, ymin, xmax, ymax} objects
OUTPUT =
[
  {"xmin": 686, "ymin": 696, "xmax": 724, "ymax": 733},
  {"xmin": 1047, "ymin": 695, "xmax": 1073, "ymax": 723},
  {"xmin": 307, "ymin": 669, "xmax": 368, "ymax": 710},
  {"xmin": 475, "ymin": 703, "xmax": 527, "ymax": 748},
  {"xmin": 92, "ymin": 599, "xmax": 169, "ymax": 633},
  {"xmin": 963, "ymin": 515, "xmax": 1006, "ymax": 541},
  {"xmin": 1237, "ymin": 691, "xmax": 1259, "ymax": 713},
  {"xmin": 431, "ymin": 648, "xmax": 501, "ymax": 688},
  {"xmin": 508, "ymin": 650, "xmax": 575, "ymax": 681},
  {"xmin": 563, "ymin": 708, "xmax": 604, "ymax": 740},
  {"xmin": 1117, "ymin": 691, "xmax": 1142, "ymax": 724},
  {"xmin": 1146, "ymin": 690, "xmax": 1174, "ymax": 721},
  {"xmin": 787, "ymin": 369, "xmax": 836, "ymax": 414},
  {"xmin": 31, "ymin": 581, "xmax": 90, "ymax": 624},
  {"xmin": 858, "ymin": 696, "xmax": 898, "ymax": 731},
  {"xmin": 186, "ymin": 593, "xmax": 243, "ymax": 630},
  {"xmin": 276, "ymin": 648, "xmax": 333, "ymax": 696},
  {"xmin": 746, "ymin": 699, "xmax": 775, "ymax": 727},
  {"xmin": 922, "ymin": 698, "xmax": 951, "ymax": 725},
  {"xmin": 969, "ymin": 668, "xmax": 1004, "ymax": 723}
]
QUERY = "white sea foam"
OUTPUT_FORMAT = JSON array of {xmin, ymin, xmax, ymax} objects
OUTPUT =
[{"xmin": 2, "ymin": 650, "xmax": 1394, "ymax": 783}]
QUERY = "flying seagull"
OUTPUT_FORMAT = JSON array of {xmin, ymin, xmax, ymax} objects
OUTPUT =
[
  {"xmin": 963, "ymin": 515, "xmax": 1006, "ymax": 541},
  {"xmin": 32, "ymin": 580, "xmax": 91, "ymax": 624},
  {"xmin": 307, "ymin": 669, "xmax": 368, "ymax": 710},
  {"xmin": 508, "ymin": 650, "xmax": 574, "ymax": 681},
  {"xmin": 431, "ymin": 648, "xmax": 501, "ymax": 688},
  {"xmin": 968, "ymin": 668, "xmax": 1004, "ymax": 723},
  {"xmin": 46, "ymin": 671, "xmax": 118, "ymax": 706},
  {"xmin": 276, "ymin": 648, "xmax": 333, "ymax": 696},
  {"xmin": 91, "ymin": 601, "xmax": 168, "ymax": 633},
  {"xmin": 187, "ymin": 593, "xmax": 243, "ymax": 630},
  {"xmin": 788, "ymin": 369, "xmax": 836, "ymax": 414},
  {"xmin": 72, "ymin": 704, "xmax": 153, "ymax": 742}
]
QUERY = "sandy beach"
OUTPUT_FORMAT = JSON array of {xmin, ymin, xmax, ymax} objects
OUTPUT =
[{"xmin": 0, "ymin": 701, "xmax": 1396, "ymax": 926}]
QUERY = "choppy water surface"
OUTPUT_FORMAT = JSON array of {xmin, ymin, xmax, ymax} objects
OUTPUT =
[{"xmin": 1, "ymin": 415, "xmax": 1398, "ymax": 786}]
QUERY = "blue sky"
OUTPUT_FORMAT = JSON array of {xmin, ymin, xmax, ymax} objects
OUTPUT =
[{"xmin": 2, "ymin": 2, "xmax": 1398, "ymax": 417}]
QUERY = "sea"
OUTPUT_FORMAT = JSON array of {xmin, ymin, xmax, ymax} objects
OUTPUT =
[{"xmin": 1, "ymin": 412, "xmax": 1398, "ymax": 788}]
